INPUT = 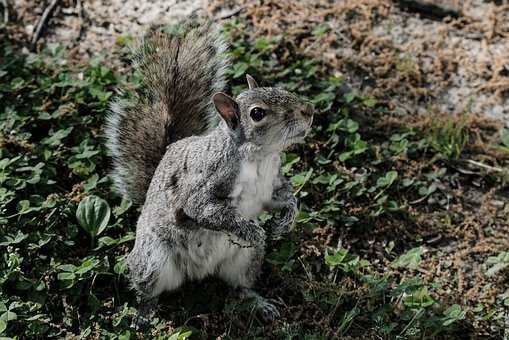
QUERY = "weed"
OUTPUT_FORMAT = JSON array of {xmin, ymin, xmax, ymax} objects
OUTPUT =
[
  {"xmin": 427, "ymin": 113, "xmax": 469, "ymax": 160},
  {"xmin": 0, "ymin": 19, "xmax": 507, "ymax": 339}
]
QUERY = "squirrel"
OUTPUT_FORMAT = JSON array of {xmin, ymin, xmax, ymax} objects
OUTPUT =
[{"xmin": 105, "ymin": 18, "xmax": 313, "ymax": 328}]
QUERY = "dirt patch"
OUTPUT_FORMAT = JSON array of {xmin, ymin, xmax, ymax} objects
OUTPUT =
[
  {"xmin": 8, "ymin": 1, "xmax": 509, "ymax": 123},
  {"xmin": 11, "ymin": 0, "xmax": 204, "ymax": 56},
  {"xmin": 215, "ymin": 0, "xmax": 509, "ymax": 124}
]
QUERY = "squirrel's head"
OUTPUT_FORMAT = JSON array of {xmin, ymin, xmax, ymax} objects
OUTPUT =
[{"xmin": 213, "ymin": 74, "xmax": 314, "ymax": 151}]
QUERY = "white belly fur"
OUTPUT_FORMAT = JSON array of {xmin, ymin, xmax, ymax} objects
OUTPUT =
[
  {"xmin": 155, "ymin": 153, "xmax": 281, "ymax": 294},
  {"xmin": 154, "ymin": 230, "xmax": 256, "ymax": 294},
  {"xmin": 231, "ymin": 152, "xmax": 281, "ymax": 219}
]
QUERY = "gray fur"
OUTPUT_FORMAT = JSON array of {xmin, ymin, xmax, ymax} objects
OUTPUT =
[
  {"xmin": 105, "ymin": 19, "xmax": 229, "ymax": 205},
  {"xmin": 106, "ymin": 20, "xmax": 314, "ymax": 327}
]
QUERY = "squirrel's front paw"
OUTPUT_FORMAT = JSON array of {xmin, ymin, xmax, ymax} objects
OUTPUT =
[
  {"xmin": 267, "ymin": 206, "xmax": 297, "ymax": 240},
  {"xmin": 131, "ymin": 313, "xmax": 151, "ymax": 331},
  {"xmin": 238, "ymin": 289, "xmax": 280, "ymax": 323},
  {"xmin": 237, "ymin": 221, "xmax": 266, "ymax": 246},
  {"xmin": 250, "ymin": 224, "xmax": 266, "ymax": 246},
  {"xmin": 256, "ymin": 297, "xmax": 280, "ymax": 323}
]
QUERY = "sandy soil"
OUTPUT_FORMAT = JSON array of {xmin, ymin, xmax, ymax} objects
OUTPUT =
[
  {"xmin": 9, "ymin": 0, "xmax": 509, "ymax": 124},
  {"xmin": 220, "ymin": 0, "xmax": 509, "ymax": 123}
]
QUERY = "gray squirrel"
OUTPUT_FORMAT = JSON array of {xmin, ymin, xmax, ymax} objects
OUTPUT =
[{"xmin": 105, "ymin": 19, "xmax": 313, "ymax": 327}]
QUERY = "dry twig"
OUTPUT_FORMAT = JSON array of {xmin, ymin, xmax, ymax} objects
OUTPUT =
[
  {"xmin": 31, "ymin": 0, "xmax": 60, "ymax": 48},
  {"xmin": 466, "ymin": 159, "xmax": 504, "ymax": 173},
  {"xmin": 1, "ymin": 0, "xmax": 9, "ymax": 22},
  {"xmin": 396, "ymin": 0, "xmax": 461, "ymax": 19},
  {"xmin": 214, "ymin": 6, "xmax": 243, "ymax": 21}
]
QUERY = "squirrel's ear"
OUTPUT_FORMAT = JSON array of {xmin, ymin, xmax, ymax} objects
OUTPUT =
[
  {"xmin": 213, "ymin": 92, "xmax": 240, "ymax": 130},
  {"xmin": 246, "ymin": 74, "xmax": 259, "ymax": 89}
]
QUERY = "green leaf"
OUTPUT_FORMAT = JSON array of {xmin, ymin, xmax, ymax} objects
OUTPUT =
[
  {"xmin": 500, "ymin": 128, "xmax": 509, "ymax": 147},
  {"xmin": 118, "ymin": 331, "xmax": 131, "ymax": 340},
  {"xmin": 362, "ymin": 97, "xmax": 377, "ymax": 108},
  {"xmin": 76, "ymin": 195, "xmax": 111, "ymax": 238},
  {"xmin": 57, "ymin": 272, "xmax": 76, "ymax": 281},
  {"xmin": 312, "ymin": 23, "xmax": 329, "ymax": 37},
  {"xmin": 281, "ymin": 153, "xmax": 300, "ymax": 174},
  {"xmin": 344, "ymin": 119, "xmax": 359, "ymax": 133},
  {"xmin": 0, "ymin": 311, "xmax": 16, "ymax": 322},
  {"xmin": 325, "ymin": 249, "xmax": 348, "ymax": 268},
  {"xmin": 377, "ymin": 171, "xmax": 398, "ymax": 188},
  {"xmin": 267, "ymin": 241, "xmax": 297, "ymax": 272},
  {"xmin": 442, "ymin": 304, "xmax": 466, "ymax": 326},
  {"xmin": 402, "ymin": 178, "xmax": 414, "ymax": 187},
  {"xmin": 254, "ymin": 37, "xmax": 270, "ymax": 50},
  {"xmin": 338, "ymin": 306, "xmax": 359, "ymax": 334},
  {"xmin": 59, "ymin": 264, "xmax": 77, "ymax": 272},
  {"xmin": 392, "ymin": 246, "xmax": 423, "ymax": 270},
  {"xmin": 343, "ymin": 92, "xmax": 355, "ymax": 103},
  {"xmin": 113, "ymin": 198, "xmax": 132, "ymax": 217},
  {"xmin": 0, "ymin": 231, "xmax": 28, "ymax": 247},
  {"xmin": 232, "ymin": 62, "xmax": 249, "ymax": 78},
  {"xmin": 418, "ymin": 183, "xmax": 437, "ymax": 196},
  {"xmin": 169, "ymin": 329, "xmax": 193, "ymax": 340},
  {"xmin": 290, "ymin": 169, "xmax": 313, "ymax": 188},
  {"xmin": 403, "ymin": 287, "xmax": 434, "ymax": 308},
  {"xmin": 96, "ymin": 236, "xmax": 117, "ymax": 249},
  {"xmin": 42, "ymin": 127, "xmax": 73, "ymax": 146},
  {"xmin": 486, "ymin": 262, "xmax": 509, "ymax": 277},
  {"xmin": 486, "ymin": 252, "xmax": 509, "ymax": 277},
  {"xmin": 0, "ymin": 319, "xmax": 5, "ymax": 334},
  {"xmin": 339, "ymin": 151, "xmax": 353, "ymax": 162},
  {"xmin": 83, "ymin": 174, "xmax": 99, "ymax": 192},
  {"xmin": 114, "ymin": 257, "xmax": 127, "ymax": 275},
  {"xmin": 75, "ymin": 258, "xmax": 98, "ymax": 275}
]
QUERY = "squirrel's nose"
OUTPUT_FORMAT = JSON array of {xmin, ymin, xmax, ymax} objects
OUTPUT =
[{"xmin": 301, "ymin": 103, "xmax": 314, "ymax": 119}]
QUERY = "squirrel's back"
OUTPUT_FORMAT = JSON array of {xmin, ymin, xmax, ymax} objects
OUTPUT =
[{"xmin": 105, "ymin": 19, "xmax": 230, "ymax": 205}]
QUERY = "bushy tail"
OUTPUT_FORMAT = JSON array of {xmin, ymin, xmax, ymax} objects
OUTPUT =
[{"xmin": 105, "ymin": 19, "xmax": 230, "ymax": 205}]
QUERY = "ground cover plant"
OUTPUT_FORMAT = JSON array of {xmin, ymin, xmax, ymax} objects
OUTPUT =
[{"xmin": 1, "ymin": 12, "xmax": 509, "ymax": 340}]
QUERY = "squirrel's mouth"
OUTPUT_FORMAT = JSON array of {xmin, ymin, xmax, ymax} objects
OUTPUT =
[
  {"xmin": 286, "ymin": 129, "xmax": 308, "ymax": 145},
  {"xmin": 278, "ymin": 119, "xmax": 312, "ymax": 149}
]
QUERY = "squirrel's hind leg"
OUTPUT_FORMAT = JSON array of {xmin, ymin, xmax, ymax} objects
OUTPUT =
[
  {"xmin": 127, "ymin": 237, "xmax": 185, "ymax": 329},
  {"xmin": 217, "ymin": 243, "xmax": 280, "ymax": 323},
  {"xmin": 217, "ymin": 242, "xmax": 263, "ymax": 288},
  {"xmin": 235, "ymin": 287, "xmax": 281, "ymax": 323},
  {"xmin": 131, "ymin": 294, "xmax": 158, "ymax": 331}
]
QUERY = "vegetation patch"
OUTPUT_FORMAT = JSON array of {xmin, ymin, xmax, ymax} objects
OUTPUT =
[{"xmin": 1, "ymin": 16, "xmax": 508, "ymax": 339}]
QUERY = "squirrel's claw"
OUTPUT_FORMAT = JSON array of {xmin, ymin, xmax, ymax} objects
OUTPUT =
[
  {"xmin": 256, "ymin": 298, "xmax": 281, "ymax": 323},
  {"xmin": 131, "ymin": 314, "xmax": 151, "ymax": 331},
  {"xmin": 131, "ymin": 295, "xmax": 157, "ymax": 331},
  {"xmin": 236, "ymin": 288, "xmax": 281, "ymax": 323},
  {"xmin": 266, "ymin": 206, "xmax": 297, "ymax": 240}
]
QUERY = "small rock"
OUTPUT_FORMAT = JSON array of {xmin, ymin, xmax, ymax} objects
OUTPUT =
[
  {"xmin": 490, "ymin": 200, "xmax": 505, "ymax": 208},
  {"xmin": 25, "ymin": 24, "xmax": 34, "ymax": 35}
]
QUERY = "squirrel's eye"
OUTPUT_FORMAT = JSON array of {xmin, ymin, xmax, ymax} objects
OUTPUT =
[{"xmin": 250, "ymin": 107, "xmax": 266, "ymax": 122}]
